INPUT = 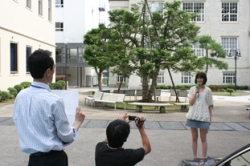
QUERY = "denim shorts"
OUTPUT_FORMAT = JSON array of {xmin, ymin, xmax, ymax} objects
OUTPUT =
[{"xmin": 185, "ymin": 119, "xmax": 209, "ymax": 129}]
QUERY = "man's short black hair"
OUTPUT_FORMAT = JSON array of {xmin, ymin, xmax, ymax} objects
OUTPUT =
[
  {"xmin": 28, "ymin": 50, "xmax": 54, "ymax": 79},
  {"xmin": 106, "ymin": 119, "xmax": 130, "ymax": 148},
  {"xmin": 194, "ymin": 72, "xmax": 207, "ymax": 85}
]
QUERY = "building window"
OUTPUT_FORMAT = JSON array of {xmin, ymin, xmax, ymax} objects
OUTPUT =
[
  {"xmin": 56, "ymin": 0, "xmax": 63, "ymax": 7},
  {"xmin": 223, "ymin": 72, "xmax": 235, "ymax": 84},
  {"xmin": 192, "ymin": 42, "xmax": 204, "ymax": 57},
  {"xmin": 26, "ymin": 46, "xmax": 32, "ymax": 73},
  {"xmin": 55, "ymin": 22, "xmax": 63, "ymax": 31},
  {"xmin": 148, "ymin": 2, "xmax": 163, "ymax": 13},
  {"xmin": 157, "ymin": 72, "xmax": 164, "ymax": 83},
  {"xmin": 26, "ymin": 0, "xmax": 31, "ymax": 8},
  {"xmin": 181, "ymin": 72, "xmax": 191, "ymax": 84},
  {"xmin": 221, "ymin": 37, "xmax": 237, "ymax": 56},
  {"xmin": 10, "ymin": 43, "xmax": 18, "ymax": 74},
  {"xmin": 48, "ymin": 0, "xmax": 52, "ymax": 21},
  {"xmin": 222, "ymin": 2, "xmax": 237, "ymax": 22},
  {"xmin": 38, "ymin": 0, "xmax": 43, "ymax": 15},
  {"xmin": 183, "ymin": 2, "xmax": 204, "ymax": 22},
  {"xmin": 117, "ymin": 74, "xmax": 125, "ymax": 83}
]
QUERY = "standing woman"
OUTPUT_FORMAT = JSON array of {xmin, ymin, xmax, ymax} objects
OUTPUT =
[{"xmin": 185, "ymin": 72, "xmax": 213, "ymax": 159}]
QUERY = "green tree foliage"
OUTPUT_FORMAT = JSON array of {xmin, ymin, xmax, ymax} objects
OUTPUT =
[
  {"xmin": 226, "ymin": 88, "xmax": 234, "ymax": 95},
  {"xmin": 109, "ymin": 0, "xmax": 204, "ymax": 102},
  {"xmin": 198, "ymin": 35, "xmax": 228, "ymax": 73},
  {"xmin": 84, "ymin": 24, "xmax": 120, "ymax": 90}
]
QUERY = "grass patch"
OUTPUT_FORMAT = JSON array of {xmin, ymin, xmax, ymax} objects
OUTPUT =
[
  {"xmin": 81, "ymin": 91, "xmax": 95, "ymax": 95},
  {"xmin": 0, "ymin": 98, "xmax": 15, "ymax": 104},
  {"xmin": 212, "ymin": 91, "xmax": 249, "ymax": 96}
]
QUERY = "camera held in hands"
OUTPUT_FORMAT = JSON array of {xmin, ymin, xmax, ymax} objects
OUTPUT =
[{"xmin": 128, "ymin": 116, "xmax": 146, "ymax": 123}]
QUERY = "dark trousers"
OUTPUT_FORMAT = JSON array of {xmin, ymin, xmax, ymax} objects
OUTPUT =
[{"xmin": 28, "ymin": 150, "xmax": 68, "ymax": 166}]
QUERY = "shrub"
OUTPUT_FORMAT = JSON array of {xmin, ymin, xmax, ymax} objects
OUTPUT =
[
  {"xmin": 49, "ymin": 83, "xmax": 55, "ymax": 90},
  {"xmin": 208, "ymin": 85, "xmax": 218, "ymax": 91},
  {"xmin": 220, "ymin": 89, "xmax": 226, "ymax": 92},
  {"xmin": 20, "ymin": 82, "xmax": 31, "ymax": 89},
  {"xmin": 0, "ymin": 91, "xmax": 11, "ymax": 100},
  {"xmin": 14, "ymin": 84, "xmax": 24, "ymax": 93},
  {"xmin": 57, "ymin": 80, "xmax": 66, "ymax": 89},
  {"xmin": 226, "ymin": 88, "xmax": 234, "ymax": 95},
  {"xmin": 54, "ymin": 82, "xmax": 63, "ymax": 90},
  {"xmin": 8, "ymin": 87, "xmax": 17, "ymax": 97}
]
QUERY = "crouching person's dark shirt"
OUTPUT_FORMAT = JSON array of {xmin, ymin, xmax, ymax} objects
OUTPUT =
[{"xmin": 95, "ymin": 141, "xmax": 145, "ymax": 166}]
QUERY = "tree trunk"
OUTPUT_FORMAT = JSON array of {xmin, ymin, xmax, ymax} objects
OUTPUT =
[
  {"xmin": 142, "ymin": 76, "xmax": 149, "ymax": 101},
  {"xmin": 118, "ymin": 76, "xmax": 123, "ymax": 93},
  {"xmin": 167, "ymin": 67, "xmax": 179, "ymax": 102},
  {"xmin": 98, "ymin": 72, "xmax": 103, "ymax": 91},
  {"xmin": 148, "ymin": 68, "xmax": 159, "ymax": 102}
]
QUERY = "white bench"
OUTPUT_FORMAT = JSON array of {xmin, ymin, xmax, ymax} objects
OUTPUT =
[
  {"xmin": 174, "ymin": 102, "xmax": 189, "ymax": 111},
  {"xmin": 169, "ymin": 89, "xmax": 188, "ymax": 102},
  {"xmin": 128, "ymin": 102, "xmax": 173, "ymax": 113},
  {"xmin": 84, "ymin": 91, "xmax": 103, "ymax": 106},
  {"xmin": 94, "ymin": 93, "xmax": 126, "ymax": 110}
]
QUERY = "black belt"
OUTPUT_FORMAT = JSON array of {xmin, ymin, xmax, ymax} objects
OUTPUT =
[{"xmin": 30, "ymin": 150, "xmax": 62, "ymax": 157}]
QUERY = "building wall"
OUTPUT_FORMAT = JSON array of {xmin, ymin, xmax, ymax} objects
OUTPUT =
[
  {"xmin": 0, "ymin": 0, "xmax": 55, "ymax": 91},
  {"xmin": 108, "ymin": 0, "xmax": 250, "ymax": 89}
]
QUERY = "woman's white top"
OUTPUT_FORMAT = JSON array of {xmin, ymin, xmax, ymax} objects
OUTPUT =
[{"xmin": 186, "ymin": 86, "xmax": 213, "ymax": 122}]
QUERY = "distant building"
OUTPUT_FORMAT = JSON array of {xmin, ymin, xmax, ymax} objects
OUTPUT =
[
  {"xmin": 55, "ymin": 0, "xmax": 110, "ymax": 87},
  {"xmin": 108, "ymin": 0, "xmax": 250, "ymax": 89},
  {"xmin": 0, "ymin": 0, "xmax": 55, "ymax": 91}
]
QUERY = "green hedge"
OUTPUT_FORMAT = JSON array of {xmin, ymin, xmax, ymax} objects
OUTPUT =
[
  {"xmin": 8, "ymin": 87, "xmax": 17, "ymax": 97},
  {"xmin": 0, "ymin": 91, "xmax": 11, "ymax": 101},
  {"xmin": 20, "ymin": 82, "xmax": 31, "ymax": 89},
  {"xmin": 156, "ymin": 84, "xmax": 248, "ymax": 91}
]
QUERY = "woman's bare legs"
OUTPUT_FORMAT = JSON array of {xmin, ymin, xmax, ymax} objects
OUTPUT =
[
  {"xmin": 191, "ymin": 128, "xmax": 198, "ymax": 159},
  {"xmin": 200, "ymin": 129, "xmax": 208, "ymax": 158}
]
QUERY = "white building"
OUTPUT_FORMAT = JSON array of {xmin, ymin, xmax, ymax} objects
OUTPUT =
[
  {"xmin": 0, "ymin": 0, "xmax": 55, "ymax": 91},
  {"xmin": 55, "ymin": 0, "xmax": 110, "ymax": 87},
  {"xmin": 108, "ymin": 0, "xmax": 250, "ymax": 89}
]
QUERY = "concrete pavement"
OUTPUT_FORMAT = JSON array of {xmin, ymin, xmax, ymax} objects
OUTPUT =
[{"xmin": 0, "ymin": 88, "xmax": 250, "ymax": 166}]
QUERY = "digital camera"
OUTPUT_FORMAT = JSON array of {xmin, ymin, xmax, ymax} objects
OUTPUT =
[{"xmin": 128, "ymin": 116, "xmax": 146, "ymax": 123}]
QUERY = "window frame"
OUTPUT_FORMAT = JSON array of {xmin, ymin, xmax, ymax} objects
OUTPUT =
[
  {"xmin": 181, "ymin": 72, "xmax": 192, "ymax": 84},
  {"xmin": 26, "ymin": 46, "xmax": 32, "ymax": 73},
  {"xmin": 221, "ymin": 2, "xmax": 238, "ymax": 22},
  {"xmin": 55, "ymin": 0, "xmax": 64, "ymax": 8},
  {"xmin": 48, "ymin": 0, "xmax": 52, "ymax": 21},
  {"xmin": 191, "ymin": 42, "xmax": 204, "ymax": 57},
  {"xmin": 55, "ymin": 22, "xmax": 64, "ymax": 31},
  {"xmin": 117, "ymin": 74, "xmax": 125, "ymax": 83},
  {"xmin": 223, "ymin": 72, "xmax": 235, "ymax": 84},
  {"xmin": 183, "ymin": 2, "xmax": 205, "ymax": 22},
  {"xmin": 221, "ymin": 37, "xmax": 238, "ymax": 56},
  {"xmin": 26, "ymin": 0, "xmax": 31, "ymax": 9},
  {"xmin": 157, "ymin": 71, "xmax": 164, "ymax": 84},
  {"xmin": 10, "ymin": 43, "xmax": 18, "ymax": 74},
  {"xmin": 38, "ymin": 0, "xmax": 43, "ymax": 16}
]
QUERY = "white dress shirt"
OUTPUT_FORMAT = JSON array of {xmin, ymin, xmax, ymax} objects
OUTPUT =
[{"xmin": 13, "ymin": 82, "xmax": 76, "ymax": 154}]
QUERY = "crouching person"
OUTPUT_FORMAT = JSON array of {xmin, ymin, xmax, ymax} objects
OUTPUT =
[{"xmin": 95, "ymin": 113, "xmax": 151, "ymax": 166}]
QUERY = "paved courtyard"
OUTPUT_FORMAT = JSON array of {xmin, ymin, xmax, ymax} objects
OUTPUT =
[{"xmin": 0, "ymin": 88, "xmax": 249, "ymax": 166}]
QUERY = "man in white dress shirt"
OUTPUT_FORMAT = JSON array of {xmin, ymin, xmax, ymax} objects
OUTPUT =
[{"xmin": 13, "ymin": 50, "xmax": 85, "ymax": 166}]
